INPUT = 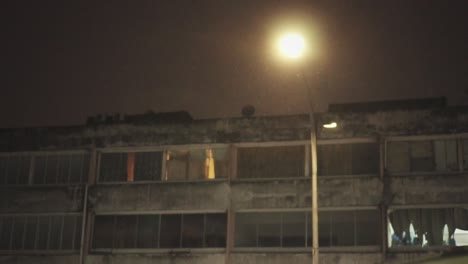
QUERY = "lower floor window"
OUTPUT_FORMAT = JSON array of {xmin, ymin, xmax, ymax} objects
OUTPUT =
[
  {"xmin": 388, "ymin": 208, "xmax": 468, "ymax": 248},
  {"xmin": 92, "ymin": 213, "xmax": 227, "ymax": 249},
  {"xmin": 235, "ymin": 210, "xmax": 380, "ymax": 248},
  {"xmin": 0, "ymin": 214, "xmax": 82, "ymax": 251}
]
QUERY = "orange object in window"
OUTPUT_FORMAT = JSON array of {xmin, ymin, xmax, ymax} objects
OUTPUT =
[{"xmin": 127, "ymin": 152, "xmax": 135, "ymax": 182}]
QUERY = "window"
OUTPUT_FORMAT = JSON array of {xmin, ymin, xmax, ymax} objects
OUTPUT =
[
  {"xmin": 0, "ymin": 152, "xmax": 89, "ymax": 185},
  {"xmin": 92, "ymin": 213, "xmax": 227, "ymax": 250},
  {"xmin": 237, "ymin": 145, "xmax": 305, "ymax": 179},
  {"xmin": 387, "ymin": 140, "xmax": 458, "ymax": 173},
  {"xmin": 463, "ymin": 140, "xmax": 468, "ymax": 170},
  {"xmin": 388, "ymin": 208, "xmax": 468, "ymax": 248},
  {"xmin": 0, "ymin": 155, "xmax": 31, "ymax": 185},
  {"xmin": 34, "ymin": 153, "xmax": 89, "ymax": 184},
  {"xmin": 0, "ymin": 214, "xmax": 82, "ymax": 251},
  {"xmin": 165, "ymin": 148, "xmax": 229, "ymax": 181},
  {"xmin": 99, "ymin": 151, "xmax": 163, "ymax": 182},
  {"xmin": 318, "ymin": 142, "xmax": 379, "ymax": 176},
  {"xmin": 235, "ymin": 210, "xmax": 380, "ymax": 248}
]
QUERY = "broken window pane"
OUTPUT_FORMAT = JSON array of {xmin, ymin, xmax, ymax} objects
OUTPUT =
[
  {"xmin": 318, "ymin": 143, "xmax": 379, "ymax": 176},
  {"xmin": 165, "ymin": 148, "xmax": 228, "ymax": 181},
  {"xmin": 237, "ymin": 146, "xmax": 305, "ymax": 178}
]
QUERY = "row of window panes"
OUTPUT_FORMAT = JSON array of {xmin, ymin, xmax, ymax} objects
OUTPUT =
[
  {"xmin": 0, "ymin": 153, "xmax": 89, "ymax": 185},
  {"xmin": 0, "ymin": 214, "xmax": 82, "ymax": 251},
  {"xmin": 3, "ymin": 139, "xmax": 468, "ymax": 185},
  {"xmin": 92, "ymin": 213, "xmax": 227, "ymax": 249},
  {"xmin": 235, "ymin": 210, "xmax": 380, "ymax": 248}
]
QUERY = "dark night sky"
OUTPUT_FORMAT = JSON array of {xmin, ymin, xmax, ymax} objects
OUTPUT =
[{"xmin": 1, "ymin": 1, "xmax": 467, "ymax": 128}]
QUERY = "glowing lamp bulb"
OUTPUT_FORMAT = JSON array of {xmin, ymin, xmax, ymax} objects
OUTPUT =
[
  {"xmin": 323, "ymin": 122, "xmax": 337, "ymax": 129},
  {"xmin": 278, "ymin": 33, "xmax": 305, "ymax": 59}
]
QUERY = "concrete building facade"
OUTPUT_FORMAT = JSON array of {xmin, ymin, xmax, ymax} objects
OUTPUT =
[{"xmin": 1, "ymin": 100, "xmax": 468, "ymax": 264}]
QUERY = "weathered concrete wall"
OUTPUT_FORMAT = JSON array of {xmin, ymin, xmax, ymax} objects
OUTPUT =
[
  {"xmin": 89, "ymin": 182, "xmax": 230, "ymax": 213},
  {"xmin": 389, "ymin": 174, "xmax": 468, "ymax": 205},
  {"xmin": 2, "ymin": 107, "xmax": 467, "ymax": 152},
  {"xmin": 85, "ymin": 253, "xmax": 225, "ymax": 264},
  {"xmin": 231, "ymin": 176, "xmax": 382, "ymax": 210},
  {"xmin": 0, "ymin": 186, "xmax": 84, "ymax": 213},
  {"xmin": 0, "ymin": 255, "xmax": 80, "ymax": 264}
]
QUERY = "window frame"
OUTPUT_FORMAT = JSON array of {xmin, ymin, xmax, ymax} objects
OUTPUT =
[
  {"xmin": 386, "ymin": 134, "xmax": 467, "ymax": 176},
  {"xmin": 96, "ymin": 144, "xmax": 231, "ymax": 184},
  {"xmin": 233, "ymin": 207, "xmax": 381, "ymax": 253},
  {"xmin": 91, "ymin": 210, "xmax": 228, "ymax": 253},
  {"xmin": 0, "ymin": 212, "xmax": 83, "ymax": 254},
  {"xmin": 0, "ymin": 150, "xmax": 90, "ymax": 186}
]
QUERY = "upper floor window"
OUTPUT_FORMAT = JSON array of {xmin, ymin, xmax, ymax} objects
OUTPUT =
[
  {"xmin": 387, "ymin": 140, "xmax": 458, "ymax": 173},
  {"xmin": 92, "ymin": 213, "xmax": 227, "ymax": 250},
  {"xmin": 99, "ymin": 151, "xmax": 163, "ymax": 182},
  {"xmin": 318, "ymin": 142, "xmax": 379, "ymax": 176},
  {"xmin": 0, "ymin": 152, "xmax": 89, "ymax": 185},
  {"xmin": 0, "ymin": 214, "xmax": 82, "ymax": 251},
  {"xmin": 165, "ymin": 148, "xmax": 229, "ymax": 181},
  {"xmin": 0, "ymin": 155, "xmax": 31, "ymax": 185},
  {"xmin": 237, "ymin": 145, "xmax": 305, "ymax": 179},
  {"xmin": 463, "ymin": 140, "xmax": 468, "ymax": 170}
]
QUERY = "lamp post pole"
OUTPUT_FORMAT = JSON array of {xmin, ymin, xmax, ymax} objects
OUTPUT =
[{"xmin": 301, "ymin": 72, "xmax": 319, "ymax": 264}]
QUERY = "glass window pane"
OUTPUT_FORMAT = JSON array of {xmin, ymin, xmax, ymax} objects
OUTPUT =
[
  {"xmin": 257, "ymin": 213, "xmax": 281, "ymax": 247},
  {"xmin": 235, "ymin": 213, "xmax": 257, "ymax": 247},
  {"xmin": 99, "ymin": 153, "xmax": 127, "ymax": 182},
  {"xmin": 93, "ymin": 215, "xmax": 115, "ymax": 249},
  {"xmin": 1, "ymin": 155, "xmax": 30, "ymax": 185},
  {"xmin": 205, "ymin": 213, "xmax": 227, "ymax": 247},
  {"xmin": 387, "ymin": 142, "xmax": 410, "ymax": 173},
  {"xmin": 238, "ymin": 146, "xmax": 305, "ymax": 178},
  {"xmin": 0, "ymin": 216, "xmax": 13, "ymax": 249},
  {"xmin": 136, "ymin": 215, "xmax": 159, "ymax": 248},
  {"xmin": 134, "ymin": 152, "xmax": 162, "ymax": 181},
  {"xmin": 23, "ymin": 216, "xmax": 38, "ymax": 250},
  {"xmin": 410, "ymin": 141, "xmax": 434, "ymax": 172},
  {"xmin": 11, "ymin": 216, "xmax": 26, "ymax": 250},
  {"xmin": 181, "ymin": 214, "xmax": 204, "ymax": 248},
  {"xmin": 331, "ymin": 211, "xmax": 355, "ymax": 246},
  {"xmin": 114, "ymin": 215, "xmax": 137, "ymax": 248},
  {"xmin": 356, "ymin": 210, "xmax": 380, "ymax": 246},
  {"xmin": 36, "ymin": 216, "xmax": 50, "ymax": 250},
  {"xmin": 282, "ymin": 212, "xmax": 306, "ymax": 247},
  {"xmin": 318, "ymin": 144, "xmax": 352, "ymax": 175},
  {"xmin": 159, "ymin": 214, "xmax": 182, "ymax": 248}
]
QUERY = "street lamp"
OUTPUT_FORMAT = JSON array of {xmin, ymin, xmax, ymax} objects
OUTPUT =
[{"xmin": 277, "ymin": 32, "xmax": 319, "ymax": 264}]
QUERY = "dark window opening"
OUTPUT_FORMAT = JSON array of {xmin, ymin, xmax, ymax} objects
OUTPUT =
[
  {"xmin": 237, "ymin": 145, "xmax": 305, "ymax": 179},
  {"xmin": 0, "ymin": 155, "xmax": 31, "ymax": 185},
  {"xmin": 92, "ymin": 213, "xmax": 226, "ymax": 250},
  {"xmin": 387, "ymin": 140, "xmax": 458, "ymax": 173},
  {"xmin": 0, "ymin": 214, "xmax": 82, "ymax": 251},
  {"xmin": 99, "ymin": 151, "xmax": 162, "ymax": 182},
  {"xmin": 318, "ymin": 143, "xmax": 379, "ymax": 176}
]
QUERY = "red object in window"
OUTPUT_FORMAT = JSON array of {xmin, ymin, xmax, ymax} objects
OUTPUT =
[{"xmin": 127, "ymin": 153, "xmax": 135, "ymax": 182}]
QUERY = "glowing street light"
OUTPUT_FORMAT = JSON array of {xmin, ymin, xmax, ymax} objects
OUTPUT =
[{"xmin": 278, "ymin": 33, "xmax": 306, "ymax": 59}]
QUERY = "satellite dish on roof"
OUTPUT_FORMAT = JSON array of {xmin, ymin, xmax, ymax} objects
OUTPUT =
[{"xmin": 241, "ymin": 104, "xmax": 255, "ymax": 118}]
